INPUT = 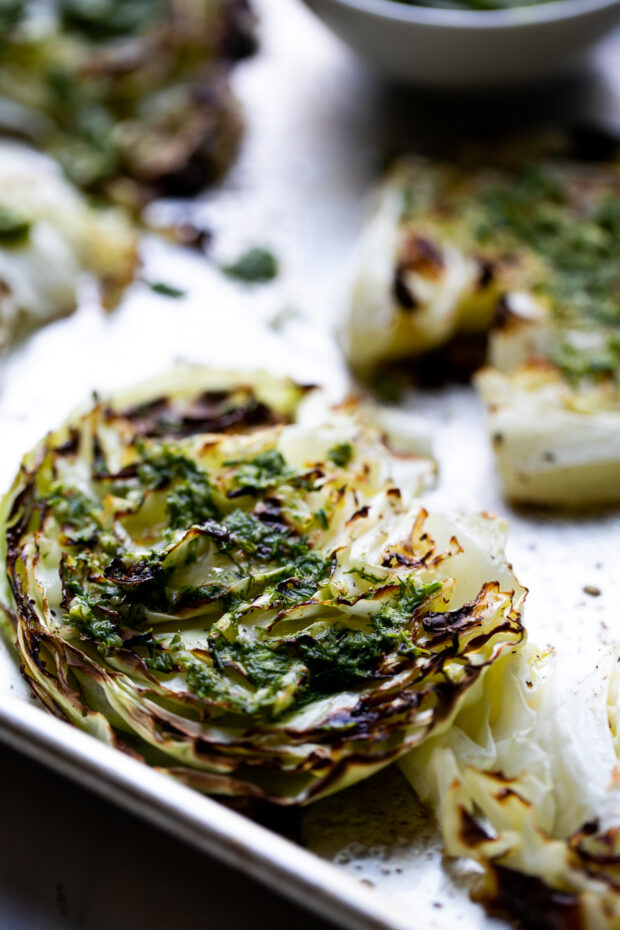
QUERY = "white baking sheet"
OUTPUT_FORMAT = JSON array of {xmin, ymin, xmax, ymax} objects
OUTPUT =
[{"xmin": 1, "ymin": 2, "xmax": 620, "ymax": 927}]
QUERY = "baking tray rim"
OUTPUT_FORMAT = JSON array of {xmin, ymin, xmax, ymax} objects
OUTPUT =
[{"xmin": 0, "ymin": 686, "xmax": 450, "ymax": 930}]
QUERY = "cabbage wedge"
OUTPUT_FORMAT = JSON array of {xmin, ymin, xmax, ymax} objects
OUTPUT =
[
  {"xmin": 0, "ymin": 368, "xmax": 524, "ymax": 804},
  {"xmin": 0, "ymin": 142, "xmax": 137, "ymax": 347},
  {"xmin": 343, "ymin": 136, "xmax": 620, "ymax": 505},
  {"xmin": 401, "ymin": 644, "xmax": 620, "ymax": 928},
  {"xmin": 0, "ymin": 0, "xmax": 255, "ymax": 204}
]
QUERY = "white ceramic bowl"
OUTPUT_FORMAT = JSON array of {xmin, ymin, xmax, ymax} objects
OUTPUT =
[{"xmin": 302, "ymin": 0, "xmax": 620, "ymax": 88}]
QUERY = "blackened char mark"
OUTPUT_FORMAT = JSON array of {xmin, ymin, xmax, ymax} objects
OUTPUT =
[
  {"xmin": 570, "ymin": 821, "xmax": 620, "ymax": 871},
  {"xmin": 346, "ymin": 505, "xmax": 370, "ymax": 525},
  {"xmin": 54, "ymin": 429, "xmax": 80, "ymax": 456},
  {"xmin": 151, "ymin": 80, "xmax": 241, "ymax": 198},
  {"xmin": 487, "ymin": 865, "xmax": 583, "ymax": 930},
  {"xmin": 255, "ymin": 497, "xmax": 288, "ymax": 526},
  {"xmin": 393, "ymin": 264, "xmax": 418, "ymax": 311},
  {"xmin": 422, "ymin": 604, "xmax": 478, "ymax": 636},
  {"xmin": 477, "ymin": 257, "xmax": 495, "ymax": 290},
  {"xmin": 170, "ymin": 396, "xmax": 281, "ymax": 437},
  {"xmin": 374, "ymin": 332, "xmax": 488, "ymax": 390},
  {"xmin": 117, "ymin": 390, "xmax": 287, "ymax": 440},
  {"xmin": 459, "ymin": 806, "xmax": 495, "ymax": 846},
  {"xmin": 494, "ymin": 295, "xmax": 518, "ymax": 330},
  {"xmin": 402, "ymin": 234, "xmax": 444, "ymax": 277},
  {"xmin": 4, "ymin": 481, "xmax": 34, "ymax": 568},
  {"xmin": 104, "ymin": 555, "xmax": 165, "ymax": 588},
  {"xmin": 219, "ymin": 0, "xmax": 258, "ymax": 61},
  {"xmin": 392, "ymin": 235, "xmax": 444, "ymax": 312}
]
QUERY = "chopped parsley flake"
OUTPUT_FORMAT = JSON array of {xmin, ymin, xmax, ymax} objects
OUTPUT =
[
  {"xmin": 146, "ymin": 281, "xmax": 186, "ymax": 299},
  {"xmin": 221, "ymin": 247, "xmax": 278, "ymax": 283}
]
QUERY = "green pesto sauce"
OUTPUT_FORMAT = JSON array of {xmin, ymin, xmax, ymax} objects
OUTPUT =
[
  {"xmin": 44, "ymin": 438, "xmax": 442, "ymax": 720},
  {"xmin": 0, "ymin": 0, "xmax": 230, "ymax": 193},
  {"xmin": 227, "ymin": 449, "xmax": 294, "ymax": 492},
  {"xmin": 476, "ymin": 168, "xmax": 620, "ymax": 323},
  {"xmin": 0, "ymin": 4, "xmax": 156, "ymax": 189},
  {"xmin": 185, "ymin": 574, "xmax": 439, "ymax": 715},
  {"xmin": 394, "ymin": 165, "xmax": 620, "ymax": 389},
  {"xmin": 400, "ymin": 161, "xmax": 620, "ymax": 383},
  {"xmin": 472, "ymin": 165, "xmax": 620, "ymax": 382}
]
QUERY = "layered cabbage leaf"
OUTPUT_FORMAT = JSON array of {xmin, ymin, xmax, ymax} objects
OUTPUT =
[{"xmin": 401, "ymin": 644, "xmax": 620, "ymax": 928}]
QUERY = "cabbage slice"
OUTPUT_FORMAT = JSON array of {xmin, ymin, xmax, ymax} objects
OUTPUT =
[
  {"xmin": 401, "ymin": 644, "xmax": 620, "ymax": 927},
  {"xmin": 343, "ymin": 143, "xmax": 620, "ymax": 505},
  {"xmin": 0, "ymin": 368, "xmax": 524, "ymax": 804},
  {"xmin": 0, "ymin": 143, "xmax": 137, "ymax": 347},
  {"xmin": 0, "ymin": 0, "xmax": 254, "ymax": 203}
]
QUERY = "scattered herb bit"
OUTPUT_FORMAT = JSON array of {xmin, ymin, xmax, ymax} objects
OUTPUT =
[
  {"xmin": 146, "ymin": 281, "xmax": 187, "ymax": 299},
  {"xmin": 221, "ymin": 247, "xmax": 278, "ymax": 283},
  {"xmin": 137, "ymin": 444, "xmax": 219, "ymax": 529},
  {"xmin": 550, "ymin": 337, "xmax": 620, "ymax": 383},
  {"xmin": 346, "ymin": 567, "xmax": 385, "ymax": 584},
  {"xmin": 44, "ymin": 484, "xmax": 103, "ymax": 547},
  {"xmin": 166, "ymin": 478, "xmax": 217, "ymax": 530},
  {"xmin": 144, "ymin": 645, "xmax": 175, "ymax": 673},
  {"xmin": 137, "ymin": 444, "xmax": 210, "ymax": 491}
]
